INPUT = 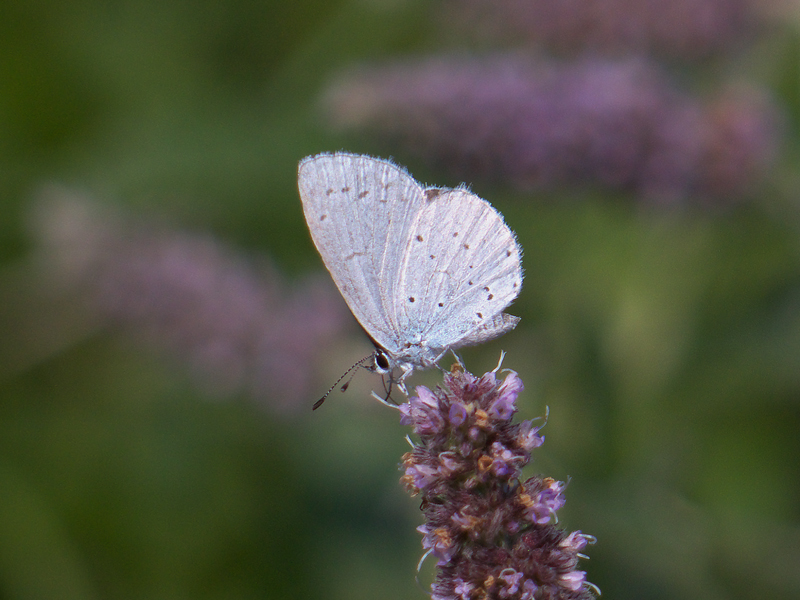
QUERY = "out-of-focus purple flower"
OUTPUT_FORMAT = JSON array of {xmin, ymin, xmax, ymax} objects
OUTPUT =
[
  {"xmin": 400, "ymin": 367, "xmax": 596, "ymax": 599},
  {"xmin": 439, "ymin": 0, "xmax": 765, "ymax": 60},
  {"xmin": 323, "ymin": 55, "xmax": 778, "ymax": 205},
  {"xmin": 28, "ymin": 188, "xmax": 352, "ymax": 412}
]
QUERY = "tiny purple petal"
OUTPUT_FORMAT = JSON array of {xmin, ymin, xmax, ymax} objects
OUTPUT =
[
  {"xmin": 400, "ymin": 386, "xmax": 445, "ymax": 435},
  {"xmin": 517, "ymin": 420, "xmax": 545, "ymax": 452},
  {"xmin": 398, "ymin": 402, "xmax": 414, "ymax": 426},
  {"xmin": 490, "ymin": 442, "xmax": 520, "ymax": 477},
  {"xmin": 528, "ymin": 481, "xmax": 566, "ymax": 524},
  {"xmin": 477, "ymin": 370, "xmax": 497, "ymax": 388},
  {"xmin": 406, "ymin": 463, "xmax": 439, "ymax": 490},
  {"xmin": 449, "ymin": 402, "xmax": 468, "ymax": 426},
  {"xmin": 453, "ymin": 578, "xmax": 473, "ymax": 600},
  {"xmin": 417, "ymin": 385, "xmax": 439, "ymax": 408},
  {"xmin": 560, "ymin": 530, "xmax": 589, "ymax": 553},
  {"xmin": 438, "ymin": 451, "xmax": 461, "ymax": 477},
  {"xmin": 498, "ymin": 568, "xmax": 523, "ymax": 597},
  {"xmin": 498, "ymin": 370, "xmax": 524, "ymax": 399},
  {"xmin": 560, "ymin": 570, "xmax": 587, "ymax": 592},
  {"xmin": 488, "ymin": 371, "xmax": 523, "ymax": 420},
  {"xmin": 520, "ymin": 579, "xmax": 538, "ymax": 600},
  {"xmin": 419, "ymin": 525, "xmax": 456, "ymax": 563}
]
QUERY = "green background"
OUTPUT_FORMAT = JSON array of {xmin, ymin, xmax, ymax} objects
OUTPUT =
[{"xmin": 1, "ymin": 1, "xmax": 799, "ymax": 599}]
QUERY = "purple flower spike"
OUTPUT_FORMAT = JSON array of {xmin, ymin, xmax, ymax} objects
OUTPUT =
[
  {"xmin": 29, "ymin": 189, "xmax": 350, "ymax": 412},
  {"xmin": 399, "ymin": 367, "xmax": 596, "ymax": 599}
]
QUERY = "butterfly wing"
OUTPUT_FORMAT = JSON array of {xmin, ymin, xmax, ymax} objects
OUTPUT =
[
  {"xmin": 395, "ymin": 188, "xmax": 523, "ymax": 353},
  {"xmin": 298, "ymin": 153, "xmax": 426, "ymax": 353}
]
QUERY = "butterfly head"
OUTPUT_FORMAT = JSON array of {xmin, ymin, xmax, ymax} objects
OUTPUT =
[{"xmin": 371, "ymin": 348, "xmax": 393, "ymax": 375}]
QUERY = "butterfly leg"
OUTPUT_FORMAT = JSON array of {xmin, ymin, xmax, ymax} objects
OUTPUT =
[
  {"xmin": 370, "ymin": 389, "xmax": 401, "ymax": 409},
  {"xmin": 447, "ymin": 348, "xmax": 464, "ymax": 370},
  {"xmin": 395, "ymin": 363, "xmax": 416, "ymax": 396}
]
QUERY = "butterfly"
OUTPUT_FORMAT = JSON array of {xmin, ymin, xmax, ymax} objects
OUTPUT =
[{"xmin": 298, "ymin": 152, "xmax": 522, "ymax": 406}]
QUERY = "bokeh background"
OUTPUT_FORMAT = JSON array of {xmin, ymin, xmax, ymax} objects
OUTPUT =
[{"xmin": 2, "ymin": 1, "xmax": 800, "ymax": 599}]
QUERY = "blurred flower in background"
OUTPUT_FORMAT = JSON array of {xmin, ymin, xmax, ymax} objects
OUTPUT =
[
  {"xmin": 28, "ymin": 187, "xmax": 352, "ymax": 413},
  {"xmin": 324, "ymin": 56, "xmax": 778, "ymax": 204},
  {"xmin": 320, "ymin": 0, "xmax": 783, "ymax": 207},
  {"xmin": 438, "ymin": 0, "xmax": 766, "ymax": 59}
]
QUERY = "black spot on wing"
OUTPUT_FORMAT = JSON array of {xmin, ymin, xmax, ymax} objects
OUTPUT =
[
  {"xmin": 358, "ymin": 190, "xmax": 369, "ymax": 199},
  {"xmin": 425, "ymin": 189, "xmax": 441, "ymax": 201}
]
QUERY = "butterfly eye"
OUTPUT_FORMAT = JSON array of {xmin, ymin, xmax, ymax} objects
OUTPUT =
[{"xmin": 374, "ymin": 350, "xmax": 391, "ymax": 373}]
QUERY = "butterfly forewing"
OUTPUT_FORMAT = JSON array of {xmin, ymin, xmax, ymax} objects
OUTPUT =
[{"xmin": 298, "ymin": 153, "xmax": 426, "ymax": 352}]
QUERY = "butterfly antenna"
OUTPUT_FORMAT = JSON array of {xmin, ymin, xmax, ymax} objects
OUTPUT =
[
  {"xmin": 338, "ymin": 362, "xmax": 363, "ymax": 393},
  {"xmin": 312, "ymin": 355, "xmax": 373, "ymax": 410}
]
